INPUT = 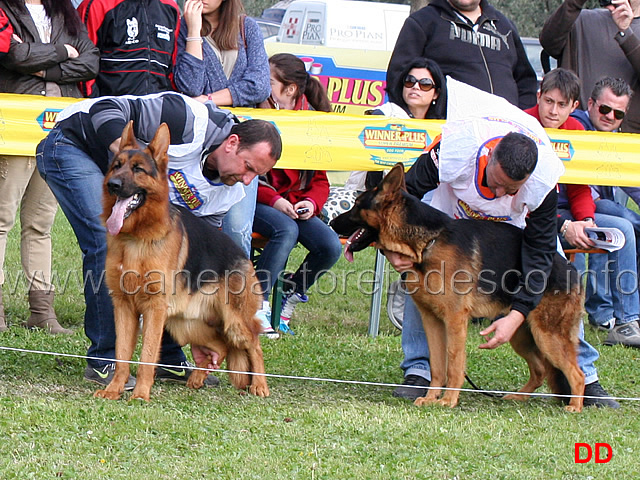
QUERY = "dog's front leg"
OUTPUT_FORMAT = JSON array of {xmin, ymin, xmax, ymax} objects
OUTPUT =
[
  {"xmin": 413, "ymin": 308, "xmax": 444, "ymax": 406},
  {"xmin": 437, "ymin": 311, "xmax": 469, "ymax": 408},
  {"xmin": 132, "ymin": 303, "xmax": 167, "ymax": 402},
  {"xmin": 94, "ymin": 298, "xmax": 139, "ymax": 400}
]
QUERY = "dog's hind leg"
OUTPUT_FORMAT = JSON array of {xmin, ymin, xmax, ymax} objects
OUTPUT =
[
  {"xmin": 530, "ymin": 296, "xmax": 585, "ymax": 413},
  {"xmin": 94, "ymin": 300, "xmax": 139, "ymax": 401},
  {"xmin": 531, "ymin": 328, "xmax": 584, "ymax": 413},
  {"xmin": 245, "ymin": 337, "xmax": 269, "ymax": 397},
  {"xmin": 504, "ymin": 323, "xmax": 546, "ymax": 402}
]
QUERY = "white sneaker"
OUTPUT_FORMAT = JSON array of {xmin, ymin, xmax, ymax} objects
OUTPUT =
[{"xmin": 256, "ymin": 301, "xmax": 279, "ymax": 339}]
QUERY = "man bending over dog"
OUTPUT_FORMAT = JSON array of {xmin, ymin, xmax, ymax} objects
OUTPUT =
[
  {"xmin": 36, "ymin": 92, "xmax": 281, "ymax": 389},
  {"xmin": 388, "ymin": 80, "xmax": 618, "ymax": 408}
]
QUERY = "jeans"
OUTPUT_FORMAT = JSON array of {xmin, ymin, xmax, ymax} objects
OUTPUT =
[
  {"xmin": 253, "ymin": 203, "xmax": 342, "ymax": 300},
  {"xmin": 559, "ymin": 207, "xmax": 640, "ymax": 327},
  {"xmin": 222, "ymin": 177, "xmax": 257, "ymax": 257},
  {"xmin": 36, "ymin": 127, "xmax": 186, "ymax": 368}
]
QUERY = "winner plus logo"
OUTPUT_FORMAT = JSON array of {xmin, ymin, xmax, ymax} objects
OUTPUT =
[{"xmin": 36, "ymin": 109, "xmax": 62, "ymax": 131}]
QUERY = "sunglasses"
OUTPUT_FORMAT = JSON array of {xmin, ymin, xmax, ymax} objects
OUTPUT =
[
  {"xmin": 403, "ymin": 75, "xmax": 435, "ymax": 92},
  {"xmin": 594, "ymin": 100, "xmax": 626, "ymax": 120}
]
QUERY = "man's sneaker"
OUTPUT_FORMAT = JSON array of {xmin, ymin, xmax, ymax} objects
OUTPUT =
[
  {"xmin": 603, "ymin": 321, "xmax": 640, "ymax": 348},
  {"xmin": 392, "ymin": 374, "xmax": 430, "ymax": 400},
  {"xmin": 84, "ymin": 363, "xmax": 136, "ymax": 391},
  {"xmin": 588, "ymin": 317, "xmax": 615, "ymax": 332},
  {"xmin": 280, "ymin": 292, "xmax": 308, "ymax": 326},
  {"xmin": 155, "ymin": 361, "xmax": 220, "ymax": 386},
  {"xmin": 583, "ymin": 381, "xmax": 620, "ymax": 409},
  {"xmin": 256, "ymin": 301, "xmax": 280, "ymax": 339}
]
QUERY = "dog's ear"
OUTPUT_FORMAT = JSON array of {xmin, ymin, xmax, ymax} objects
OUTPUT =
[
  {"xmin": 146, "ymin": 123, "xmax": 171, "ymax": 173},
  {"xmin": 379, "ymin": 163, "xmax": 406, "ymax": 196},
  {"xmin": 119, "ymin": 121, "xmax": 139, "ymax": 151}
]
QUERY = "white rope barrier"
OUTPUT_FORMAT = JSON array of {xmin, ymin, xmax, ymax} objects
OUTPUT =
[{"xmin": 1, "ymin": 345, "xmax": 638, "ymax": 403}]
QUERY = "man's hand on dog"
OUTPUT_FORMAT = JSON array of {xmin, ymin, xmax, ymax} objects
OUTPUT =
[
  {"xmin": 190, "ymin": 344, "xmax": 221, "ymax": 371},
  {"xmin": 479, "ymin": 310, "xmax": 525, "ymax": 349},
  {"xmin": 381, "ymin": 249, "xmax": 415, "ymax": 272}
]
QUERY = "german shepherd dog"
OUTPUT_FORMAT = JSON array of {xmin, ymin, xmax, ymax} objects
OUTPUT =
[
  {"xmin": 331, "ymin": 164, "xmax": 585, "ymax": 412},
  {"xmin": 95, "ymin": 121, "xmax": 269, "ymax": 402}
]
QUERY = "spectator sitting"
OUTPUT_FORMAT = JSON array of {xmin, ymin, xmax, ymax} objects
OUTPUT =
[
  {"xmin": 571, "ymin": 76, "xmax": 640, "ymax": 337},
  {"xmin": 540, "ymin": 0, "xmax": 640, "ymax": 133},
  {"xmin": 526, "ymin": 69, "xmax": 640, "ymax": 349},
  {"xmin": 174, "ymin": 0, "xmax": 271, "ymax": 262},
  {"xmin": 254, "ymin": 53, "xmax": 342, "ymax": 337},
  {"xmin": 0, "ymin": 0, "xmax": 99, "ymax": 334},
  {"xmin": 363, "ymin": 57, "xmax": 447, "ymax": 189}
]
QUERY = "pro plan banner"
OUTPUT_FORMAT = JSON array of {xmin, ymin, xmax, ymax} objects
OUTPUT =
[{"xmin": 1, "ymin": 93, "xmax": 639, "ymax": 187}]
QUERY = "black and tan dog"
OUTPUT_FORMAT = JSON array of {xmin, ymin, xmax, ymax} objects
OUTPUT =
[
  {"xmin": 331, "ymin": 164, "xmax": 585, "ymax": 412},
  {"xmin": 96, "ymin": 121, "xmax": 269, "ymax": 402}
]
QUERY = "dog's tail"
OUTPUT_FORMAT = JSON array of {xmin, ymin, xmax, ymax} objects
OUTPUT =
[{"xmin": 227, "ymin": 348, "xmax": 252, "ymax": 390}]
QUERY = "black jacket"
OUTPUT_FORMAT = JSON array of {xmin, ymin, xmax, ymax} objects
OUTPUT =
[
  {"xmin": 0, "ymin": 1, "xmax": 98, "ymax": 97},
  {"xmin": 78, "ymin": 0, "xmax": 180, "ymax": 96},
  {"xmin": 387, "ymin": 0, "xmax": 537, "ymax": 109}
]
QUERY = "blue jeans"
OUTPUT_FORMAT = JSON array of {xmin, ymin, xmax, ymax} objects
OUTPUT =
[
  {"xmin": 400, "ymin": 272, "xmax": 601, "ymax": 386},
  {"xmin": 559, "ymin": 206, "xmax": 640, "ymax": 327},
  {"xmin": 36, "ymin": 127, "xmax": 186, "ymax": 368},
  {"xmin": 222, "ymin": 177, "xmax": 257, "ymax": 257},
  {"xmin": 253, "ymin": 203, "xmax": 342, "ymax": 300}
]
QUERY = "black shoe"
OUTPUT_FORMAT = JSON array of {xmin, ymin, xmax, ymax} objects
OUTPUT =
[
  {"xmin": 155, "ymin": 361, "xmax": 220, "ymax": 386},
  {"xmin": 392, "ymin": 374, "xmax": 430, "ymax": 400},
  {"xmin": 84, "ymin": 363, "xmax": 136, "ymax": 391},
  {"xmin": 583, "ymin": 381, "xmax": 620, "ymax": 409}
]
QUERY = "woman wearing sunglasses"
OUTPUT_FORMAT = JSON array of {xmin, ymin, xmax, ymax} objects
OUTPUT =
[{"xmin": 370, "ymin": 57, "xmax": 447, "ymax": 120}]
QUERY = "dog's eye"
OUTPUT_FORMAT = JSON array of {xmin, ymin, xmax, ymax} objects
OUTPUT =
[{"xmin": 132, "ymin": 165, "xmax": 146, "ymax": 174}]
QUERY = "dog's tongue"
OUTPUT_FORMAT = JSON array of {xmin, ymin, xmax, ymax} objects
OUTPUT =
[
  {"xmin": 106, "ymin": 196, "xmax": 133, "ymax": 236},
  {"xmin": 344, "ymin": 243, "xmax": 354, "ymax": 263},
  {"xmin": 343, "ymin": 230, "xmax": 362, "ymax": 263}
]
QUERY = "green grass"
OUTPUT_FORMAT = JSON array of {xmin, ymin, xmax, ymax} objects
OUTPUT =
[{"xmin": 1, "ymin": 209, "xmax": 639, "ymax": 479}]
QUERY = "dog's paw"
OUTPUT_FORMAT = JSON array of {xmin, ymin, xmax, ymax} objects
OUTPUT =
[
  {"xmin": 503, "ymin": 393, "xmax": 529, "ymax": 402},
  {"xmin": 436, "ymin": 398, "xmax": 459, "ymax": 408},
  {"xmin": 93, "ymin": 389, "xmax": 122, "ymax": 401},
  {"xmin": 130, "ymin": 393, "xmax": 151, "ymax": 402},
  {"xmin": 564, "ymin": 404, "xmax": 582, "ymax": 413},
  {"xmin": 186, "ymin": 372, "xmax": 206, "ymax": 389},
  {"xmin": 249, "ymin": 383, "xmax": 270, "ymax": 397},
  {"xmin": 414, "ymin": 396, "xmax": 437, "ymax": 407}
]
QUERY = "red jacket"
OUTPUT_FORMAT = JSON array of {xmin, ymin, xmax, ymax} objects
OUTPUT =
[
  {"xmin": 257, "ymin": 94, "xmax": 330, "ymax": 214},
  {"xmin": 257, "ymin": 169, "xmax": 330, "ymax": 215},
  {"xmin": 524, "ymin": 104, "xmax": 595, "ymax": 220},
  {"xmin": 0, "ymin": 8, "xmax": 11, "ymax": 56}
]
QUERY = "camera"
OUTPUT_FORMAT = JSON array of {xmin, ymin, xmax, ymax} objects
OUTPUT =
[{"xmin": 599, "ymin": 0, "xmax": 612, "ymax": 7}]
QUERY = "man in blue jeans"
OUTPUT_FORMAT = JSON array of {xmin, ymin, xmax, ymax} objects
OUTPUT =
[
  {"xmin": 392, "ymin": 113, "xmax": 620, "ymax": 408},
  {"xmin": 36, "ymin": 92, "xmax": 281, "ymax": 389},
  {"xmin": 571, "ymin": 76, "xmax": 640, "ymax": 338}
]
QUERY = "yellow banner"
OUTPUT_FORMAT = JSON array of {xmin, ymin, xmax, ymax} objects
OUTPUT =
[{"xmin": 1, "ymin": 93, "xmax": 639, "ymax": 186}]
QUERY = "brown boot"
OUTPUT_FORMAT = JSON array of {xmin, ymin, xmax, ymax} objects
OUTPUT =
[
  {"xmin": 0, "ymin": 286, "xmax": 7, "ymax": 332},
  {"xmin": 25, "ymin": 290, "xmax": 73, "ymax": 335}
]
